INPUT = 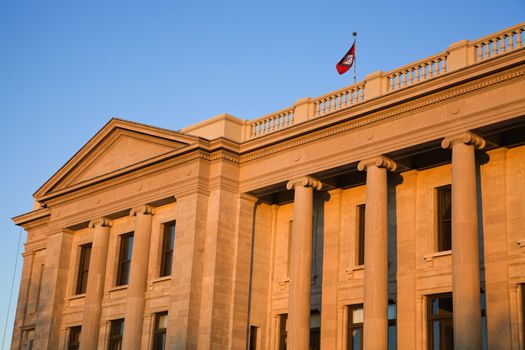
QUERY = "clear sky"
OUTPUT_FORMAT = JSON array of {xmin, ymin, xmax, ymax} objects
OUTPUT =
[{"xmin": 0, "ymin": 0, "xmax": 523, "ymax": 347}]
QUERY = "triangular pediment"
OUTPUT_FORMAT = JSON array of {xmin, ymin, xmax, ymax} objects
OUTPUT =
[{"xmin": 36, "ymin": 118, "xmax": 199, "ymax": 198}]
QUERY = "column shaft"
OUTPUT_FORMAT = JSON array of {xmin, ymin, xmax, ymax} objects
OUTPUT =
[
  {"xmin": 450, "ymin": 138, "xmax": 483, "ymax": 349},
  {"xmin": 286, "ymin": 177, "xmax": 322, "ymax": 350},
  {"xmin": 358, "ymin": 156, "xmax": 396, "ymax": 350},
  {"xmin": 122, "ymin": 206, "xmax": 154, "ymax": 349},
  {"xmin": 363, "ymin": 165, "xmax": 389, "ymax": 349},
  {"xmin": 79, "ymin": 218, "xmax": 112, "ymax": 350}
]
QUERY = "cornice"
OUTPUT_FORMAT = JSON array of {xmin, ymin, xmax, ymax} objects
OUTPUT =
[
  {"xmin": 12, "ymin": 208, "xmax": 51, "ymax": 227},
  {"xmin": 239, "ymin": 63, "xmax": 525, "ymax": 164}
]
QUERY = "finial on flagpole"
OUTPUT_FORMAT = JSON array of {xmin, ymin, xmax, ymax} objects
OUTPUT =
[{"xmin": 353, "ymin": 32, "xmax": 357, "ymax": 37}]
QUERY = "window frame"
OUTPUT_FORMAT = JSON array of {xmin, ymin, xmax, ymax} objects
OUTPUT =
[
  {"xmin": 436, "ymin": 185, "xmax": 452, "ymax": 252},
  {"xmin": 152, "ymin": 311, "xmax": 168, "ymax": 350},
  {"xmin": 347, "ymin": 304, "xmax": 364, "ymax": 350},
  {"xmin": 356, "ymin": 204, "xmax": 366, "ymax": 266},
  {"xmin": 278, "ymin": 314, "xmax": 287, "ymax": 350},
  {"xmin": 160, "ymin": 221, "xmax": 176, "ymax": 277},
  {"xmin": 67, "ymin": 325, "xmax": 81, "ymax": 350},
  {"xmin": 108, "ymin": 318, "xmax": 124, "ymax": 350},
  {"xmin": 116, "ymin": 232, "xmax": 134, "ymax": 286},
  {"xmin": 75, "ymin": 243, "xmax": 92, "ymax": 295},
  {"xmin": 426, "ymin": 292, "xmax": 454, "ymax": 350}
]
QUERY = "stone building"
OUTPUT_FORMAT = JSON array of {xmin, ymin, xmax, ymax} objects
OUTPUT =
[{"xmin": 11, "ymin": 23, "xmax": 525, "ymax": 350}]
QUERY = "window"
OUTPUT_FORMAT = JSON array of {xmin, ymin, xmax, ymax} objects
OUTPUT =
[
  {"xmin": 278, "ymin": 314, "xmax": 287, "ymax": 350},
  {"xmin": 249, "ymin": 326, "xmax": 257, "ymax": 350},
  {"xmin": 436, "ymin": 185, "xmax": 452, "ymax": 252},
  {"xmin": 356, "ymin": 204, "xmax": 366, "ymax": 265},
  {"xmin": 160, "ymin": 221, "xmax": 176, "ymax": 277},
  {"xmin": 153, "ymin": 312, "xmax": 168, "ymax": 350},
  {"xmin": 108, "ymin": 319, "xmax": 124, "ymax": 350},
  {"xmin": 427, "ymin": 293, "xmax": 453, "ymax": 350},
  {"xmin": 347, "ymin": 304, "xmax": 363, "ymax": 350},
  {"xmin": 287, "ymin": 220, "xmax": 293, "ymax": 278},
  {"xmin": 76, "ymin": 243, "xmax": 92, "ymax": 294},
  {"xmin": 67, "ymin": 326, "xmax": 81, "ymax": 350},
  {"xmin": 310, "ymin": 311, "xmax": 321, "ymax": 350},
  {"xmin": 388, "ymin": 302, "xmax": 397, "ymax": 350},
  {"xmin": 117, "ymin": 233, "xmax": 134, "ymax": 286}
]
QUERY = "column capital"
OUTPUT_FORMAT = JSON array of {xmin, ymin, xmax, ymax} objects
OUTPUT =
[
  {"xmin": 130, "ymin": 205, "xmax": 155, "ymax": 217},
  {"xmin": 357, "ymin": 156, "xmax": 397, "ymax": 172},
  {"xmin": 441, "ymin": 132, "xmax": 486, "ymax": 150},
  {"xmin": 88, "ymin": 217, "xmax": 113, "ymax": 229},
  {"xmin": 286, "ymin": 176, "xmax": 323, "ymax": 191}
]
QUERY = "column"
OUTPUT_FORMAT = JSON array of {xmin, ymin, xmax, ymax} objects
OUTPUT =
[
  {"xmin": 442, "ymin": 132, "xmax": 485, "ymax": 350},
  {"xmin": 122, "ymin": 205, "xmax": 155, "ymax": 349},
  {"xmin": 357, "ymin": 156, "xmax": 397, "ymax": 350},
  {"xmin": 79, "ymin": 217, "xmax": 112, "ymax": 350},
  {"xmin": 286, "ymin": 176, "xmax": 322, "ymax": 350}
]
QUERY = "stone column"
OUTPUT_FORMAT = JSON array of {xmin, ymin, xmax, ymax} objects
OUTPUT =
[
  {"xmin": 79, "ymin": 217, "xmax": 112, "ymax": 350},
  {"xmin": 442, "ymin": 132, "xmax": 485, "ymax": 350},
  {"xmin": 122, "ymin": 205, "xmax": 155, "ymax": 350},
  {"xmin": 357, "ymin": 156, "xmax": 397, "ymax": 350},
  {"xmin": 286, "ymin": 176, "xmax": 322, "ymax": 350}
]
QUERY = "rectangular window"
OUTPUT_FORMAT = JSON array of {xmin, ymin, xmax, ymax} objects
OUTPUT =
[
  {"xmin": 67, "ymin": 326, "xmax": 81, "ymax": 350},
  {"xmin": 310, "ymin": 311, "xmax": 321, "ymax": 350},
  {"xmin": 437, "ymin": 185, "xmax": 452, "ymax": 252},
  {"xmin": 287, "ymin": 220, "xmax": 293, "ymax": 278},
  {"xmin": 356, "ymin": 204, "xmax": 366, "ymax": 266},
  {"xmin": 347, "ymin": 304, "xmax": 363, "ymax": 350},
  {"xmin": 153, "ymin": 312, "xmax": 168, "ymax": 350},
  {"xmin": 108, "ymin": 319, "xmax": 124, "ymax": 350},
  {"xmin": 388, "ymin": 302, "xmax": 397, "ymax": 350},
  {"xmin": 76, "ymin": 243, "xmax": 92, "ymax": 294},
  {"xmin": 427, "ymin": 293, "xmax": 453, "ymax": 350},
  {"xmin": 278, "ymin": 314, "xmax": 288, "ymax": 350},
  {"xmin": 249, "ymin": 326, "xmax": 257, "ymax": 350},
  {"xmin": 117, "ymin": 233, "xmax": 134, "ymax": 286},
  {"xmin": 160, "ymin": 221, "xmax": 176, "ymax": 277}
]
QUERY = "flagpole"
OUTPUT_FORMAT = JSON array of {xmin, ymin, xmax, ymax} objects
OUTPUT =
[{"xmin": 353, "ymin": 32, "xmax": 357, "ymax": 84}]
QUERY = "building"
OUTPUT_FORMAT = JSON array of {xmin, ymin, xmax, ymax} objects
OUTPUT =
[{"xmin": 10, "ymin": 22, "xmax": 525, "ymax": 350}]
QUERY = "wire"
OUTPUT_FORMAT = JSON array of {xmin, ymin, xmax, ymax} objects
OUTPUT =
[{"xmin": 1, "ymin": 227, "xmax": 23, "ymax": 350}]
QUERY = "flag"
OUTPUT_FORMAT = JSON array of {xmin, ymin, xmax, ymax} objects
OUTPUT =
[{"xmin": 336, "ymin": 41, "xmax": 356, "ymax": 75}]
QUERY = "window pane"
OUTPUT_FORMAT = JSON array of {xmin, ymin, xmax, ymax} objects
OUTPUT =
[
  {"xmin": 388, "ymin": 324, "xmax": 397, "ymax": 350},
  {"xmin": 352, "ymin": 329, "xmax": 361, "ymax": 350},
  {"xmin": 68, "ymin": 326, "xmax": 81, "ymax": 350},
  {"xmin": 428, "ymin": 293, "xmax": 453, "ymax": 350},
  {"xmin": 161, "ymin": 221, "xmax": 176, "ymax": 277},
  {"xmin": 117, "ymin": 234, "xmax": 133, "ymax": 285},
  {"xmin": 437, "ymin": 186, "xmax": 452, "ymax": 252},
  {"xmin": 76, "ymin": 244, "xmax": 92, "ymax": 294},
  {"xmin": 388, "ymin": 304, "xmax": 396, "ymax": 320},
  {"xmin": 357, "ymin": 204, "xmax": 365, "ymax": 265},
  {"xmin": 352, "ymin": 308, "xmax": 363, "ymax": 323}
]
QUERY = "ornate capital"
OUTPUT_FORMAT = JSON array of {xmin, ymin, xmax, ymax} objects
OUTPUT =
[
  {"xmin": 88, "ymin": 217, "xmax": 113, "ymax": 229},
  {"xmin": 357, "ymin": 156, "xmax": 397, "ymax": 172},
  {"xmin": 130, "ymin": 205, "xmax": 155, "ymax": 217},
  {"xmin": 286, "ymin": 176, "xmax": 323, "ymax": 191},
  {"xmin": 441, "ymin": 132, "xmax": 486, "ymax": 150}
]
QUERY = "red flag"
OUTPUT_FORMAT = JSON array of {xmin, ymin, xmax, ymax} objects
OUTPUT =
[{"xmin": 336, "ymin": 41, "xmax": 356, "ymax": 75}]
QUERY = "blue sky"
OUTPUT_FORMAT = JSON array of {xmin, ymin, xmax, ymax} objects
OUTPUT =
[{"xmin": 0, "ymin": 0, "xmax": 523, "ymax": 347}]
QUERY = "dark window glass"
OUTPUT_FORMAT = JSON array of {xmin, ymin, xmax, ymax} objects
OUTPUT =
[
  {"xmin": 160, "ymin": 221, "xmax": 176, "ymax": 277},
  {"xmin": 108, "ymin": 319, "xmax": 124, "ymax": 350},
  {"xmin": 76, "ymin": 243, "xmax": 92, "ymax": 294},
  {"xmin": 437, "ymin": 186, "xmax": 452, "ymax": 252},
  {"xmin": 310, "ymin": 311, "xmax": 321, "ymax": 350},
  {"xmin": 279, "ymin": 314, "xmax": 287, "ymax": 350},
  {"xmin": 67, "ymin": 326, "xmax": 81, "ymax": 350},
  {"xmin": 356, "ymin": 204, "xmax": 366, "ymax": 265},
  {"xmin": 388, "ymin": 302, "xmax": 397, "ymax": 350},
  {"xmin": 153, "ymin": 312, "xmax": 168, "ymax": 350},
  {"xmin": 347, "ymin": 304, "xmax": 363, "ymax": 350},
  {"xmin": 287, "ymin": 220, "xmax": 293, "ymax": 278},
  {"xmin": 427, "ymin": 293, "xmax": 454, "ymax": 350},
  {"xmin": 117, "ymin": 233, "xmax": 134, "ymax": 286},
  {"xmin": 249, "ymin": 326, "xmax": 257, "ymax": 350},
  {"xmin": 481, "ymin": 290, "xmax": 487, "ymax": 350}
]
